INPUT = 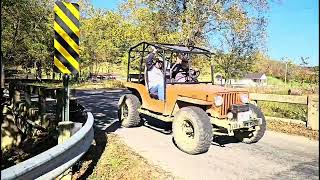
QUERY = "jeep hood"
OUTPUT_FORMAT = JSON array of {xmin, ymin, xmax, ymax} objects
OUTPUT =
[{"xmin": 166, "ymin": 84, "xmax": 247, "ymax": 102}]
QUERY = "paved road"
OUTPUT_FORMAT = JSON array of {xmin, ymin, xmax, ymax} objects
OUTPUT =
[{"xmin": 76, "ymin": 89, "xmax": 319, "ymax": 180}]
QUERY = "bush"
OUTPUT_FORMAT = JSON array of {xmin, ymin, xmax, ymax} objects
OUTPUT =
[{"xmin": 258, "ymin": 101, "xmax": 307, "ymax": 122}]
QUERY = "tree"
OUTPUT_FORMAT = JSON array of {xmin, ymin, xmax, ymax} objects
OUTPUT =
[
  {"xmin": 299, "ymin": 57, "xmax": 310, "ymax": 84},
  {"xmin": 142, "ymin": 0, "xmax": 268, "ymax": 45},
  {"xmin": 1, "ymin": 0, "xmax": 271, "ymax": 81},
  {"xmin": 1, "ymin": 0, "xmax": 54, "ymax": 74},
  {"xmin": 127, "ymin": 0, "xmax": 270, "ymax": 82}
]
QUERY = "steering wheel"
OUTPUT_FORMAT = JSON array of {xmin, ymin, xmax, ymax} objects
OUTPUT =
[
  {"xmin": 174, "ymin": 69, "xmax": 200, "ymax": 83},
  {"xmin": 189, "ymin": 68, "xmax": 200, "ymax": 78}
]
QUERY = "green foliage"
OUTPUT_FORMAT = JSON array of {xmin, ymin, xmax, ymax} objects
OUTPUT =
[
  {"xmin": 251, "ymin": 53, "xmax": 318, "ymax": 84},
  {"xmin": 2, "ymin": 0, "xmax": 271, "ymax": 81},
  {"xmin": 2, "ymin": 0, "xmax": 267, "ymax": 76},
  {"xmin": 1, "ymin": 0, "xmax": 54, "ymax": 69},
  {"xmin": 248, "ymin": 76, "xmax": 318, "ymax": 95},
  {"xmin": 72, "ymin": 80, "xmax": 125, "ymax": 89},
  {"xmin": 2, "ymin": 0, "xmax": 317, "ymax": 88},
  {"xmin": 258, "ymin": 101, "xmax": 307, "ymax": 122}
]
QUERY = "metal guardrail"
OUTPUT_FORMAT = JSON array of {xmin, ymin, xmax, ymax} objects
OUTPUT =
[
  {"xmin": 1, "ymin": 112, "xmax": 94, "ymax": 180},
  {"xmin": 5, "ymin": 78, "xmax": 62, "ymax": 84}
]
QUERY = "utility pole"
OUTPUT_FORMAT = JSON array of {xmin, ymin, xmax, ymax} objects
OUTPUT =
[{"xmin": 285, "ymin": 62, "xmax": 287, "ymax": 85}]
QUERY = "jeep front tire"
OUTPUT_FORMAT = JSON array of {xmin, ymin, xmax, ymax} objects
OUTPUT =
[
  {"xmin": 234, "ymin": 104, "xmax": 266, "ymax": 144},
  {"xmin": 118, "ymin": 94, "xmax": 141, "ymax": 127},
  {"xmin": 172, "ymin": 106, "xmax": 212, "ymax": 155}
]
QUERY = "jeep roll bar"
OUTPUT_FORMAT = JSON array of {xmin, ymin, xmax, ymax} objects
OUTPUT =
[{"xmin": 127, "ymin": 42, "xmax": 215, "ymax": 89}]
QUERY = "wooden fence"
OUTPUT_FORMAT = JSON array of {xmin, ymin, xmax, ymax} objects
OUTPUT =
[{"xmin": 250, "ymin": 93, "xmax": 319, "ymax": 130}]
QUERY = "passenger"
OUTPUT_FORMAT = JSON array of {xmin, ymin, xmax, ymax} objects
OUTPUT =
[
  {"xmin": 171, "ymin": 54, "xmax": 189, "ymax": 82},
  {"xmin": 146, "ymin": 46, "xmax": 164, "ymax": 100}
]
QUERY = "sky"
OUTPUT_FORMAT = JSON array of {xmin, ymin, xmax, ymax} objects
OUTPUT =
[{"xmin": 91, "ymin": 0, "xmax": 319, "ymax": 66}]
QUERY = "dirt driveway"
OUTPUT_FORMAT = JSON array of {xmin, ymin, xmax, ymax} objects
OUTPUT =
[{"xmin": 76, "ymin": 89, "xmax": 319, "ymax": 180}]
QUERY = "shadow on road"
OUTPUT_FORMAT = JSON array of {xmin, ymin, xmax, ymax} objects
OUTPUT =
[
  {"xmin": 212, "ymin": 136, "xmax": 240, "ymax": 147},
  {"xmin": 73, "ymin": 89, "xmax": 125, "ymax": 179},
  {"xmin": 141, "ymin": 115, "xmax": 172, "ymax": 134},
  {"xmin": 76, "ymin": 89, "xmax": 127, "ymax": 131}
]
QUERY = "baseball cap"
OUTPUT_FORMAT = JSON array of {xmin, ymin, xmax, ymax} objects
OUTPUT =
[{"xmin": 156, "ymin": 57, "xmax": 164, "ymax": 62}]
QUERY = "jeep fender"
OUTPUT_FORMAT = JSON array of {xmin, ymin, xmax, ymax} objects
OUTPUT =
[
  {"xmin": 171, "ymin": 96, "xmax": 212, "ymax": 116},
  {"xmin": 176, "ymin": 96, "xmax": 212, "ymax": 105}
]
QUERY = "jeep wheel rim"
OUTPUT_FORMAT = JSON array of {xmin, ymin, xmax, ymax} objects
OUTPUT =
[{"xmin": 182, "ymin": 120, "xmax": 194, "ymax": 139}]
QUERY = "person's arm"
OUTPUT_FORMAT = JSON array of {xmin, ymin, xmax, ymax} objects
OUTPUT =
[
  {"xmin": 146, "ymin": 46, "xmax": 157, "ymax": 71},
  {"xmin": 171, "ymin": 64, "xmax": 182, "ymax": 78},
  {"xmin": 146, "ymin": 52, "xmax": 155, "ymax": 71}
]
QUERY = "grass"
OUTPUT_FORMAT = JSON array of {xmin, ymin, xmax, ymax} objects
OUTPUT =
[
  {"xmin": 258, "ymin": 101, "xmax": 307, "ymax": 122},
  {"xmin": 72, "ymin": 131, "xmax": 174, "ymax": 180},
  {"xmin": 80, "ymin": 62, "xmax": 127, "ymax": 78},
  {"xmin": 71, "ymin": 80, "xmax": 125, "ymax": 90},
  {"xmin": 259, "ymin": 76, "xmax": 318, "ymax": 94},
  {"xmin": 30, "ymin": 80, "xmax": 125, "ymax": 90},
  {"xmin": 29, "ymin": 82, "xmax": 63, "ymax": 88}
]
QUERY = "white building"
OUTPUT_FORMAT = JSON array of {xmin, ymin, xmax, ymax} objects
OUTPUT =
[{"xmin": 215, "ymin": 73, "xmax": 268, "ymax": 87}]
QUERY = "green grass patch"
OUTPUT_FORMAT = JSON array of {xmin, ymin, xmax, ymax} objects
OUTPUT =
[
  {"xmin": 72, "ymin": 80, "xmax": 125, "ymax": 90},
  {"xmin": 72, "ymin": 132, "xmax": 174, "ymax": 180},
  {"xmin": 258, "ymin": 101, "xmax": 307, "ymax": 122},
  {"xmin": 30, "ymin": 80, "xmax": 125, "ymax": 90},
  {"xmin": 29, "ymin": 82, "xmax": 63, "ymax": 88}
]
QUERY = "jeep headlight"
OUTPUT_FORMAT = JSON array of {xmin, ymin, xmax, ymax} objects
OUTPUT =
[
  {"xmin": 214, "ymin": 96, "xmax": 223, "ymax": 106},
  {"xmin": 240, "ymin": 94, "xmax": 249, "ymax": 104}
]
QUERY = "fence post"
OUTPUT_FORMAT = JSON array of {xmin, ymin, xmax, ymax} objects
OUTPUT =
[{"xmin": 307, "ymin": 95, "xmax": 319, "ymax": 130}]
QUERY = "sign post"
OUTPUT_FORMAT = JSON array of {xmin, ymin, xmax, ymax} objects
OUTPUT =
[
  {"xmin": 54, "ymin": 1, "xmax": 80, "ymax": 179},
  {"xmin": 63, "ymin": 74, "xmax": 70, "ymax": 121},
  {"xmin": 54, "ymin": 1, "xmax": 80, "ymax": 121}
]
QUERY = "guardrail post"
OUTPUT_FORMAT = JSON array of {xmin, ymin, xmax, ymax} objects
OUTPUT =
[
  {"xmin": 307, "ymin": 95, "xmax": 319, "ymax": 130},
  {"xmin": 58, "ymin": 121, "xmax": 74, "ymax": 180}
]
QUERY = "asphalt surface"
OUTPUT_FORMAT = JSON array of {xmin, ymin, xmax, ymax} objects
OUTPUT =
[{"xmin": 76, "ymin": 89, "xmax": 319, "ymax": 180}]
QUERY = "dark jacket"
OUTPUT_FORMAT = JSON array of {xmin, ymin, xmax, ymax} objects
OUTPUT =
[
  {"xmin": 146, "ymin": 52, "xmax": 156, "ymax": 71},
  {"xmin": 171, "ymin": 64, "xmax": 188, "ymax": 78}
]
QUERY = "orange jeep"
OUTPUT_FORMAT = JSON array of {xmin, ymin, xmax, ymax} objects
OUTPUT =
[{"xmin": 118, "ymin": 42, "xmax": 266, "ymax": 155}]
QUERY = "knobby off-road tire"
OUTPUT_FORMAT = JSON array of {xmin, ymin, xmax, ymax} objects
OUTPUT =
[
  {"xmin": 172, "ymin": 106, "xmax": 212, "ymax": 155},
  {"xmin": 118, "ymin": 94, "xmax": 141, "ymax": 128},
  {"xmin": 234, "ymin": 104, "xmax": 266, "ymax": 144}
]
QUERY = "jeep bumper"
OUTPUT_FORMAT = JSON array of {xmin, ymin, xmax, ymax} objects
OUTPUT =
[{"xmin": 210, "ymin": 117, "xmax": 261, "ymax": 136}]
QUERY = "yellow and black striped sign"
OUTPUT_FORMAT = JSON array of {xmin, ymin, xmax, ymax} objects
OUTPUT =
[{"xmin": 54, "ymin": 1, "xmax": 80, "ymax": 75}]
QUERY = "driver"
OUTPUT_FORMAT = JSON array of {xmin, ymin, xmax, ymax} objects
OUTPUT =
[{"xmin": 171, "ymin": 54, "xmax": 189, "ymax": 82}]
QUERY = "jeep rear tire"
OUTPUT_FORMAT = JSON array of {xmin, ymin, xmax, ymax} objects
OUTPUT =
[
  {"xmin": 234, "ymin": 104, "xmax": 266, "ymax": 144},
  {"xmin": 172, "ymin": 106, "xmax": 212, "ymax": 155},
  {"xmin": 118, "ymin": 94, "xmax": 141, "ymax": 128}
]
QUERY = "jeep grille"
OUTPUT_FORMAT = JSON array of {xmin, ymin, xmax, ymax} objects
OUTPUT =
[{"xmin": 220, "ymin": 93, "xmax": 240, "ymax": 117}]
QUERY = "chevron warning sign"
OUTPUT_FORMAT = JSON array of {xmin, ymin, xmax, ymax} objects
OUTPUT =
[{"xmin": 54, "ymin": 1, "xmax": 80, "ymax": 75}]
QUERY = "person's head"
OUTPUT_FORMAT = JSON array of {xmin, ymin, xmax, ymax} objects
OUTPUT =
[
  {"xmin": 155, "ymin": 57, "xmax": 163, "ymax": 69},
  {"xmin": 176, "ymin": 54, "xmax": 188, "ymax": 68},
  {"xmin": 176, "ymin": 54, "xmax": 188, "ymax": 63}
]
